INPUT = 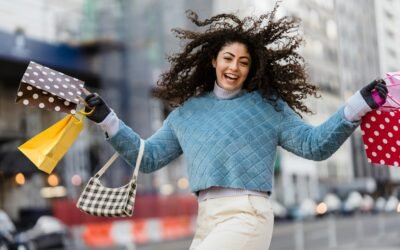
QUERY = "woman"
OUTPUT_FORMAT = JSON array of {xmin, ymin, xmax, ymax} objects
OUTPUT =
[{"xmin": 83, "ymin": 4, "xmax": 387, "ymax": 250}]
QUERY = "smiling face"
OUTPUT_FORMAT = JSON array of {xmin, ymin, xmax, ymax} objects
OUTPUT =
[{"xmin": 212, "ymin": 42, "xmax": 251, "ymax": 91}]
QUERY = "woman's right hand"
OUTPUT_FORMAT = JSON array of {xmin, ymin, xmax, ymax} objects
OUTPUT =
[{"xmin": 82, "ymin": 88, "xmax": 111, "ymax": 123}]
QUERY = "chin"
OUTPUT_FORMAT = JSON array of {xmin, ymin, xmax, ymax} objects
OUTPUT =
[{"xmin": 221, "ymin": 83, "xmax": 242, "ymax": 91}]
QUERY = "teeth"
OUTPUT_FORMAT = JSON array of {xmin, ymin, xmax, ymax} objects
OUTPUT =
[{"xmin": 225, "ymin": 74, "xmax": 238, "ymax": 80}]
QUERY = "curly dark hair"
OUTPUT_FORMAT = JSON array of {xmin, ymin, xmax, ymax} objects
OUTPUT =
[{"xmin": 154, "ymin": 2, "xmax": 319, "ymax": 114}]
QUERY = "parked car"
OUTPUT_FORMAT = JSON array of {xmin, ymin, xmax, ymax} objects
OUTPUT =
[
  {"xmin": 14, "ymin": 215, "xmax": 69, "ymax": 249},
  {"xmin": 0, "ymin": 211, "xmax": 68, "ymax": 250},
  {"xmin": 289, "ymin": 198, "xmax": 317, "ymax": 220},
  {"xmin": 0, "ymin": 210, "xmax": 15, "ymax": 250},
  {"xmin": 359, "ymin": 194, "xmax": 374, "ymax": 213},
  {"xmin": 271, "ymin": 200, "xmax": 288, "ymax": 220},
  {"xmin": 384, "ymin": 195, "xmax": 399, "ymax": 213},
  {"xmin": 315, "ymin": 193, "xmax": 342, "ymax": 217},
  {"xmin": 341, "ymin": 191, "xmax": 363, "ymax": 215},
  {"xmin": 374, "ymin": 196, "xmax": 386, "ymax": 213}
]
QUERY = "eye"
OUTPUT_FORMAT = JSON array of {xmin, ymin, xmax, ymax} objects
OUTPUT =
[
  {"xmin": 223, "ymin": 57, "xmax": 232, "ymax": 61},
  {"xmin": 240, "ymin": 61, "xmax": 249, "ymax": 66}
]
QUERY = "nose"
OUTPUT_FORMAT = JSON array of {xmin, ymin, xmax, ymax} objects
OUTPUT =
[{"xmin": 229, "ymin": 60, "xmax": 239, "ymax": 71}]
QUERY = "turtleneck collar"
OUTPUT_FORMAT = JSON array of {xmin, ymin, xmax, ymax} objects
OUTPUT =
[{"xmin": 213, "ymin": 82, "xmax": 242, "ymax": 99}]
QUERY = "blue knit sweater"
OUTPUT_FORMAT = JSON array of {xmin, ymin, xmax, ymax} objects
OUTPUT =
[{"xmin": 107, "ymin": 91, "xmax": 359, "ymax": 193}]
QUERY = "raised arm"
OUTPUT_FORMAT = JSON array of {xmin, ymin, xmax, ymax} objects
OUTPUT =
[
  {"xmin": 278, "ymin": 79, "xmax": 387, "ymax": 160},
  {"xmin": 278, "ymin": 104, "xmax": 358, "ymax": 160},
  {"xmin": 106, "ymin": 118, "xmax": 183, "ymax": 173},
  {"xmin": 83, "ymin": 90, "xmax": 183, "ymax": 173}
]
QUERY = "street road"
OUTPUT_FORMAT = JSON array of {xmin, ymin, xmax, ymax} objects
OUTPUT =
[
  {"xmin": 270, "ymin": 213, "xmax": 400, "ymax": 250},
  {"xmin": 137, "ymin": 213, "xmax": 400, "ymax": 250}
]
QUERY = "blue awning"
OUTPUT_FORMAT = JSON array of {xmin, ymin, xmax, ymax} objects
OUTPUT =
[
  {"xmin": 0, "ymin": 30, "xmax": 99, "ymax": 88},
  {"xmin": 0, "ymin": 150, "xmax": 42, "ymax": 176}
]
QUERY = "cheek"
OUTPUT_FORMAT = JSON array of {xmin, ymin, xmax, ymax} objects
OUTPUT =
[
  {"xmin": 242, "ymin": 68, "xmax": 250, "ymax": 78},
  {"xmin": 216, "ymin": 65, "xmax": 224, "ymax": 75},
  {"xmin": 214, "ymin": 68, "xmax": 221, "ymax": 81}
]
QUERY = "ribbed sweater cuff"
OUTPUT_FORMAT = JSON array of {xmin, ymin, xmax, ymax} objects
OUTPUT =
[
  {"xmin": 98, "ymin": 110, "xmax": 120, "ymax": 137},
  {"xmin": 344, "ymin": 91, "xmax": 372, "ymax": 122}
]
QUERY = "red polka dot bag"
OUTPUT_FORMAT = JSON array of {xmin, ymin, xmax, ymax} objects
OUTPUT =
[
  {"xmin": 15, "ymin": 61, "xmax": 84, "ymax": 114},
  {"xmin": 361, "ymin": 72, "xmax": 400, "ymax": 166}
]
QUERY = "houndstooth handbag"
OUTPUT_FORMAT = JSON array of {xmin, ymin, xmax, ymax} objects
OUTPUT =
[{"xmin": 76, "ymin": 139, "xmax": 145, "ymax": 217}]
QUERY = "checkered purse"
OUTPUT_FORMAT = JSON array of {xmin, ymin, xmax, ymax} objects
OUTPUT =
[{"xmin": 77, "ymin": 139, "xmax": 145, "ymax": 217}]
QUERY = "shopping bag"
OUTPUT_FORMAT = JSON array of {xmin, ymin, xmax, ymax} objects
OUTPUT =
[
  {"xmin": 77, "ymin": 139, "xmax": 145, "ymax": 217},
  {"xmin": 15, "ymin": 61, "xmax": 85, "ymax": 114},
  {"xmin": 379, "ymin": 71, "xmax": 400, "ymax": 111},
  {"xmin": 361, "ymin": 71, "xmax": 400, "ymax": 166},
  {"xmin": 18, "ymin": 114, "xmax": 84, "ymax": 174},
  {"xmin": 386, "ymin": 71, "xmax": 400, "ymax": 85},
  {"xmin": 361, "ymin": 109, "xmax": 400, "ymax": 166}
]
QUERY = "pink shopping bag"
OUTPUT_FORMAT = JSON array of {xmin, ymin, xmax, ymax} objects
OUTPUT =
[{"xmin": 361, "ymin": 71, "xmax": 400, "ymax": 166}]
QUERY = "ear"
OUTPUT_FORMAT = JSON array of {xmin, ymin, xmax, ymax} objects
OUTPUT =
[{"xmin": 212, "ymin": 58, "xmax": 216, "ymax": 68}]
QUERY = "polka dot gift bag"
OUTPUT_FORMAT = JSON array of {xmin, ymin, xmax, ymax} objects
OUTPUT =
[
  {"xmin": 16, "ymin": 61, "xmax": 91, "ymax": 173},
  {"xmin": 361, "ymin": 71, "xmax": 400, "ymax": 166},
  {"xmin": 361, "ymin": 109, "xmax": 400, "ymax": 166},
  {"xmin": 15, "ymin": 61, "xmax": 84, "ymax": 114}
]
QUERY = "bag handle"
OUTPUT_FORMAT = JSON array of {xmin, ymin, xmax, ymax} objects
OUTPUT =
[
  {"xmin": 377, "ymin": 73, "xmax": 400, "ymax": 110},
  {"xmin": 95, "ymin": 139, "xmax": 145, "ymax": 179},
  {"xmin": 387, "ymin": 94, "xmax": 400, "ymax": 107}
]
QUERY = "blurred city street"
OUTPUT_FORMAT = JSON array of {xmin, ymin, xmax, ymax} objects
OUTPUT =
[{"xmin": 136, "ymin": 213, "xmax": 400, "ymax": 250}]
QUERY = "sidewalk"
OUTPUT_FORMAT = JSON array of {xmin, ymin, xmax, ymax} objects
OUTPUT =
[
  {"xmin": 70, "ymin": 214, "xmax": 400, "ymax": 250},
  {"xmin": 135, "ymin": 235, "xmax": 400, "ymax": 250},
  {"xmin": 336, "ymin": 231, "xmax": 400, "ymax": 250}
]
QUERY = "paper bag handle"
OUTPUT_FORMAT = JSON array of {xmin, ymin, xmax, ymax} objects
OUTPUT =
[
  {"xmin": 95, "ymin": 139, "xmax": 145, "ymax": 179},
  {"xmin": 78, "ymin": 107, "xmax": 95, "ymax": 116},
  {"xmin": 378, "ymin": 74, "xmax": 400, "ymax": 110}
]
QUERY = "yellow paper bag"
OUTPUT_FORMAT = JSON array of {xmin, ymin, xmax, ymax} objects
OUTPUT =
[{"xmin": 18, "ymin": 114, "xmax": 84, "ymax": 174}]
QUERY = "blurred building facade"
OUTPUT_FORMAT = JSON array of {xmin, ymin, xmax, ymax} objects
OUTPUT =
[
  {"xmin": 0, "ymin": 0, "xmax": 399, "ymax": 220},
  {"xmin": 0, "ymin": 0, "xmax": 102, "ymax": 220},
  {"xmin": 335, "ymin": 0, "xmax": 390, "ymax": 196},
  {"xmin": 374, "ymin": 0, "xmax": 400, "ymax": 188},
  {"xmin": 0, "ymin": 0, "xmax": 214, "ymax": 220}
]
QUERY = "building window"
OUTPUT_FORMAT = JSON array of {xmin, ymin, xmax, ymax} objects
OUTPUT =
[
  {"xmin": 386, "ymin": 47, "xmax": 397, "ymax": 59},
  {"xmin": 325, "ymin": 19, "xmax": 337, "ymax": 40},
  {"xmin": 384, "ymin": 10, "xmax": 394, "ymax": 20},
  {"xmin": 385, "ymin": 29, "xmax": 395, "ymax": 39}
]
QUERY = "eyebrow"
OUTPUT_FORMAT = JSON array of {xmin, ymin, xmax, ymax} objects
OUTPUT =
[{"xmin": 223, "ymin": 52, "xmax": 250, "ymax": 60}]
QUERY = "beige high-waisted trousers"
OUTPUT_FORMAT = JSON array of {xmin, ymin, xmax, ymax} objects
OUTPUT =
[{"xmin": 189, "ymin": 195, "xmax": 274, "ymax": 250}]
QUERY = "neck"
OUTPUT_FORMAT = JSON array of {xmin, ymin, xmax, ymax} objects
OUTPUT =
[{"xmin": 213, "ymin": 82, "xmax": 242, "ymax": 99}]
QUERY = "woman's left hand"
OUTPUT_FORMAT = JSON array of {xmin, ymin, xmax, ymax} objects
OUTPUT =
[
  {"xmin": 344, "ymin": 78, "xmax": 388, "ymax": 122},
  {"xmin": 360, "ymin": 79, "xmax": 388, "ymax": 109}
]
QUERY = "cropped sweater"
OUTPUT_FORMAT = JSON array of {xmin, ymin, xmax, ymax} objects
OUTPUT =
[{"xmin": 106, "ymin": 90, "xmax": 360, "ymax": 194}]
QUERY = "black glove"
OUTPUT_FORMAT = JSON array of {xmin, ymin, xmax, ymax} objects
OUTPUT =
[
  {"xmin": 360, "ymin": 79, "xmax": 388, "ymax": 109},
  {"xmin": 84, "ymin": 93, "xmax": 111, "ymax": 123}
]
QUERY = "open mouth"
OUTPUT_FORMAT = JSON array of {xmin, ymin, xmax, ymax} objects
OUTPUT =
[{"xmin": 224, "ymin": 73, "xmax": 239, "ymax": 81}]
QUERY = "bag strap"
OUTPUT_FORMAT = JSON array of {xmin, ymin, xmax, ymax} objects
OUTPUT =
[
  {"xmin": 379, "ymin": 75, "xmax": 400, "ymax": 110},
  {"xmin": 95, "ymin": 139, "xmax": 145, "ymax": 178},
  {"xmin": 132, "ymin": 139, "xmax": 145, "ymax": 178}
]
